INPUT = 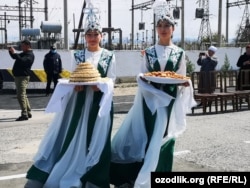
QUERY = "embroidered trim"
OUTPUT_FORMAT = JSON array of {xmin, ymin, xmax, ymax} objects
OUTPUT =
[
  {"xmin": 73, "ymin": 49, "xmax": 113, "ymax": 77},
  {"xmin": 145, "ymin": 45, "xmax": 183, "ymax": 72}
]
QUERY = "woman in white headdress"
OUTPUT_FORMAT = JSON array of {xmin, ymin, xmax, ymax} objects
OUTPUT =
[
  {"xmin": 110, "ymin": 0, "xmax": 195, "ymax": 187},
  {"xmin": 24, "ymin": 1, "xmax": 116, "ymax": 188}
]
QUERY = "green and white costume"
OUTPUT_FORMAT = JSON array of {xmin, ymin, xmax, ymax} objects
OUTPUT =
[
  {"xmin": 110, "ymin": 44, "xmax": 196, "ymax": 188},
  {"xmin": 26, "ymin": 48, "xmax": 116, "ymax": 188}
]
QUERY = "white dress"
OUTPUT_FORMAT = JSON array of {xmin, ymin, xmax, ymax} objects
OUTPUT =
[
  {"xmin": 111, "ymin": 44, "xmax": 196, "ymax": 188},
  {"xmin": 26, "ymin": 48, "xmax": 116, "ymax": 188}
]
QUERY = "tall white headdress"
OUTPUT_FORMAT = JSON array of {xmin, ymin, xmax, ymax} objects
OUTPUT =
[
  {"xmin": 152, "ymin": 0, "xmax": 175, "ymax": 25},
  {"xmin": 84, "ymin": 0, "xmax": 102, "ymax": 32}
]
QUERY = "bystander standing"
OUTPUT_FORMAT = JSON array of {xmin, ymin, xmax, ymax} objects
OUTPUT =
[
  {"xmin": 8, "ymin": 39, "xmax": 35, "ymax": 121},
  {"xmin": 236, "ymin": 44, "xmax": 250, "ymax": 90},
  {"xmin": 43, "ymin": 44, "xmax": 62, "ymax": 96},
  {"xmin": 197, "ymin": 45, "xmax": 218, "ymax": 94}
]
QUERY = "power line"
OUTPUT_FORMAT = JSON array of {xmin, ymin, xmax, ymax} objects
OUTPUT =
[{"xmin": 0, "ymin": 2, "xmax": 46, "ymax": 42}]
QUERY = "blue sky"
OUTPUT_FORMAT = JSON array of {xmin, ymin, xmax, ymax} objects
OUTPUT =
[{"xmin": 1, "ymin": 0, "xmax": 246, "ymax": 44}]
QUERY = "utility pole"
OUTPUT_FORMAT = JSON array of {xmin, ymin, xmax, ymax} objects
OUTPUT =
[
  {"xmin": 108, "ymin": 0, "xmax": 112, "ymax": 50},
  {"xmin": 131, "ymin": 0, "xmax": 134, "ymax": 50},
  {"xmin": 45, "ymin": 0, "xmax": 48, "ymax": 21},
  {"xmin": 181, "ymin": 0, "xmax": 185, "ymax": 49},
  {"xmin": 18, "ymin": 0, "xmax": 22, "ymax": 40},
  {"xmin": 64, "ymin": 0, "xmax": 68, "ymax": 49},
  {"xmin": 4, "ymin": 12, "xmax": 7, "ymax": 46},
  {"xmin": 226, "ymin": 0, "xmax": 229, "ymax": 43},
  {"xmin": 72, "ymin": 1, "xmax": 86, "ymax": 49},
  {"xmin": 218, "ymin": 0, "xmax": 222, "ymax": 47},
  {"xmin": 30, "ymin": 0, "xmax": 33, "ymax": 28}
]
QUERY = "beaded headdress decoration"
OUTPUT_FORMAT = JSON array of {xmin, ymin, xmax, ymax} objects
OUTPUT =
[
  {"xmin": 152, "ymin": 0, "xmax": 175, "ymax": 25},
  {"xmin": 84, "ymin": 0, "xmax": 102, "ymax": 33}
]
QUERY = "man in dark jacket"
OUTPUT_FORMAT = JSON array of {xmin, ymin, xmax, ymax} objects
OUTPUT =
[
  {"xmin": 8, "ymin": 39, "xmax": 35, "ymax": 121},
  {"xmin": 236, "ymin": 44, "xmax": 250, "ymax": 90},
  {"xmin": 43, "ymin": 44, "xmax": 62, "ymax": 96}
]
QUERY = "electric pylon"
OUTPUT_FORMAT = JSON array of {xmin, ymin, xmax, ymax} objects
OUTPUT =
[
  {"xmin": 235, "ymin": 3, "xmax": 250, "ymax": 45},
  {"xmin": 197, "ymin": 0, "xmax": 212, "ymax": 49}
]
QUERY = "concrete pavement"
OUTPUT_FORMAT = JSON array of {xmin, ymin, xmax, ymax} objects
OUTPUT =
[{"xmin": 0, "ymin": 84, "xmax": 250, "ymax": 187}]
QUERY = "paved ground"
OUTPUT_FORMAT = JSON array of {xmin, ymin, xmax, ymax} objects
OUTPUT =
[{"xmin": 0, "ymin": 84, "xmax": 250, "ymax": 187}]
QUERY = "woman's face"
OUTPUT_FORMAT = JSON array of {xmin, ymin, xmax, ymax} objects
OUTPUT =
[
  {"xmin": 85, "ymin": 30, "xmax": 102, "ymax": 48},
  {"xmin": 156, "ymin": 20, "xmax": 174, "ymax": 40}
]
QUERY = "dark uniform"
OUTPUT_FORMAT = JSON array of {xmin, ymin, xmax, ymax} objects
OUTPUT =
[
  {"xmin": 43, "ymin": 46, "xmax": 62, "ymax": 95},
  {"xmin": 236, "ymin": 52, "xmax": 250, "ymax": 90}
]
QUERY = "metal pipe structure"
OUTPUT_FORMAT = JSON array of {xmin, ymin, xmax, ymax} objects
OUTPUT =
[
  {"xmin": 73, "ymin": 1, "xmax": 86, "ymax": 49},
  {"xmin": 4, "ymin": 12, "xmax": 7, "ymax": 46},
  {"xmin": 218, "ymin": 0, "xmax": 222, "ymax": 47},
  {"xmin": 30, "ymin": 0, "xmax": 33, "ymax": 28},
  {"xmin": 226, "ymin": 0, "xmax": 229, "ymax": 43},
  {"xmin": 18, "ymin": 0, "xmax": 22, "ymax": 40},
  {"xmin": 64, "ymin": 0, "xmax": 68, "ymax": 49},
  {"xmin": 108, "ymin": 0, "xmax": 112, "ymax": 50},
  {"xmin": 181, "ymin": 0, "xmax": 185, "ymax": 49},
  {"xmin": 131, "ymin": 0, "xmax": 134, "ymax": 49},
  {"xmin": 44, "ymin": 0, "xmax": 48, "ymax": 21}
]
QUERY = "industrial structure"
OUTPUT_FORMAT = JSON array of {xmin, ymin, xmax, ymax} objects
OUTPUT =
[
  {"xmin": 130, "ymin": 0, "xmax": 178, "ymax": 49},
  {"xmin": 72, "ymin": 0, "xmax": 123, "ymax": 50},
  {"xmin": 1, "ymin": 1, "xmax": 250, "ymax": 50},
  {"xmin": 0, "ymin": 0, "xmax": 62, "ymax": 49},
  {"xmin": 227, "ymin": 0, "xmax": 250, "ymax": 46},
  {"xmin": 196, "ymin": 0, "xmax": 212, "ymax": 48}
]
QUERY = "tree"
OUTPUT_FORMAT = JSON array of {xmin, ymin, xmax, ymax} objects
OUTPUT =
[
  {"xmin": 220, "ymin": 53, "xmax": 233, "ymax": 71},
  {"xmin": 186, "ymin": 55, "xmax": 195, "ymax": 76}
]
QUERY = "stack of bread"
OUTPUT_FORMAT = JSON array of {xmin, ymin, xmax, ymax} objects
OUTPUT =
[{"xmin": 69, "ymin": 62, "xmax": 101, "ymax": 82}]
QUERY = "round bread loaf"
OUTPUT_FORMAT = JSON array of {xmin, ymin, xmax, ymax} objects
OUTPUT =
[{"xmin": 69, "ymin": 62, "xmax": 101, "ymax": 82}]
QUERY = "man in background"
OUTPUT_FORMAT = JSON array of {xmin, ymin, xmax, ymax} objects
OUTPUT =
[
  {"xmin": 8, "ymin": 39, "xmax": 35, "ymax": 121},
  {"xmin": 43, "ymin": 44, "xmax": 62, "ymax": 96},
  {"xmin": 236, "ymin": 44, "xmax": 250, "ymax": 90}
]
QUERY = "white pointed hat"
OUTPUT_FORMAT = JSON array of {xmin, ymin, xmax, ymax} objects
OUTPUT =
[
  {"xmin": 152, "ymin": 0, "xmax": 175, "ymax": 25},
  {"xmin": 84, "ymin": 0, "xmax": 102, "ymax": 33}
]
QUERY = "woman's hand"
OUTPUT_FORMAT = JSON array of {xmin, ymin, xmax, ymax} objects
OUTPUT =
[
  {"xmin": 180, "ymin": 81, "xmax": 190, "ymax": 87},
  {"xmin": 74, "ymin": 85, "xmax": 84, "ymax": 92},
  {"xmin": 140, "ymin": 76, "xmax": 147, "ymax": 82},
  {"xmin": 91, "ymin": 85, "xmax": 100, "ymax": 91},
  {"xmin": 74, "ymin": 85, "xmax": 100, "ymax": 92}
]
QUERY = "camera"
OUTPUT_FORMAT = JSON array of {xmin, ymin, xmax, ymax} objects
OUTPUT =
[{"xmin": 199, "ymin": 52, "xmax": 205, "ymax": 56}]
